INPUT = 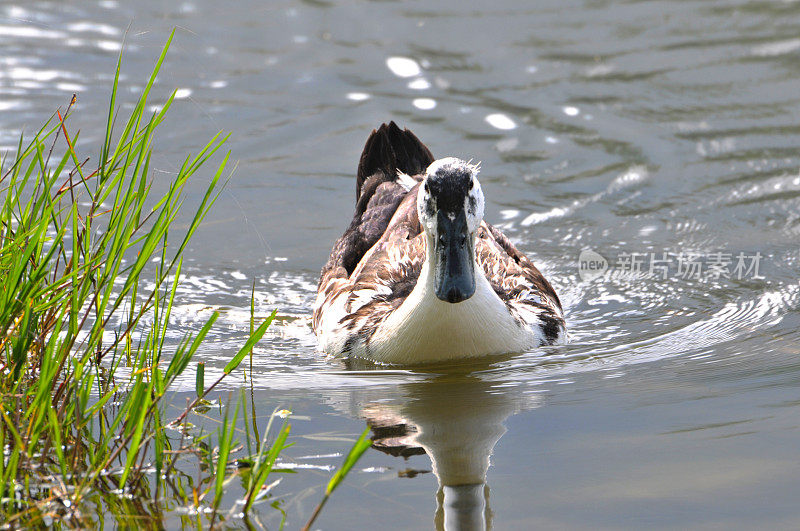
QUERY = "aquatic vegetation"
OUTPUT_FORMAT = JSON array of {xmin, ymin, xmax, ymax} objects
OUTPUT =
[
  {"xmin": 302, "ymin": 427, "xmax": 372, "ymax": 531},
  {"xmin": 0, "ymin": 31, "xmax": 368, "ymax": 529}
]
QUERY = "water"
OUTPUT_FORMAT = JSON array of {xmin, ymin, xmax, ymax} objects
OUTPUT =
[{"xmin": 3, "ymin": 0, "xmax": 800, "ymax": 528}]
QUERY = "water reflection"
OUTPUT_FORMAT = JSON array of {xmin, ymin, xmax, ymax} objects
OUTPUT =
[{"xmin": 351, "ymin": 370, "xmax": 541, "ymax": 530}]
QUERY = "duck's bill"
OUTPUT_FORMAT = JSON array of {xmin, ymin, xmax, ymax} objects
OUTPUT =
[{"xmin": 434, "ymin": 209, "xmax": 476, "ymax": 303}]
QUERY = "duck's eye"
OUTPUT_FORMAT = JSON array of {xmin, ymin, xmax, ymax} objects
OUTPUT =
[
  {"xmin": 459, "ymin": 234, "xmax": 467, "ymax": 247},
  {"xmin": 438, "ymin": 234, "xmax": 446, "ymax": 247},
  {"xmin": 469, "ymin": 180, "xmax": 474, "ymax": 190},
  {"xmin": 424, "ymin": 182, "xmax": 430, "ymax": 193}
]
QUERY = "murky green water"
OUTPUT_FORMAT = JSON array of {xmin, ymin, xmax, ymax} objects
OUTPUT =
[{"xmin": 3, "ymin": 0, "xmax": 800, "ymax": 528}]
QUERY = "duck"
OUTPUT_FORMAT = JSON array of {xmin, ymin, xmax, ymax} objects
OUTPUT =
[{"xmin": 313, "ymin": 122, "xmax": 565, "ymax": 364}]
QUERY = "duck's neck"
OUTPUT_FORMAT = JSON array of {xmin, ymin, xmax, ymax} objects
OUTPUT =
[{"xmin": 369, "ymin": 234, "xmax": 528, "ymax": 364}]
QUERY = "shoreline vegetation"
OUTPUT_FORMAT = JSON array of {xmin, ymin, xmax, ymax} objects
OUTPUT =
[{"xmin": 0, "ymin": 31, "xmax": 368, "ymax": 529}]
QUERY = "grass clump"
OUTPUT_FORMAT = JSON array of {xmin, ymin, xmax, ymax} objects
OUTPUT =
[
  {"xmin": 0, "ymin": 31, "xmax": 285, "ymax": 528},
  {"xmin": 0, "ymin": 30, "xmax": 373, "ymax": 529}
]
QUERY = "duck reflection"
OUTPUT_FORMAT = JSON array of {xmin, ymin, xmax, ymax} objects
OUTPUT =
[{"xmin": 351, "ymin": 368, "xmax": 541, "ymax": 530}]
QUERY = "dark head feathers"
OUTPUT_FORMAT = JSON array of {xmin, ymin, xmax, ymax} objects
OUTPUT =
[{"xmin": 425, "ymin": 162, "xmax": 473, "ymax": 214}]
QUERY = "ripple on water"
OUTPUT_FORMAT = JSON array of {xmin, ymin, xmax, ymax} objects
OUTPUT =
[{"xmin": 148, "ymin": 243, "xmax": 798, "ymax": 398}]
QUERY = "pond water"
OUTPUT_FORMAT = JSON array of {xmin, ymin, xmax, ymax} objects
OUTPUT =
[{"xmin": 3, "ymin": 0, "xmax": 800, "ymax": 528}]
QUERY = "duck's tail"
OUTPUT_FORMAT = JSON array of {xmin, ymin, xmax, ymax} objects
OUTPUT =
[{"xmin": 356, "ymin": 121, "xmax": 434, "ymax": 203}]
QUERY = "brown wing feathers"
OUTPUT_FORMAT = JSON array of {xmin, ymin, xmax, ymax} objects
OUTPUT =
[{"xmin": 319, "ymin": 122, "xmax": 434, "ymax": 284}]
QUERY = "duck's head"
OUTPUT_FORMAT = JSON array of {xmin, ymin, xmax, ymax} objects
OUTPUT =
[{"xmin": 417, "ymin": 157, "xmax": 485, "ymax": 304}]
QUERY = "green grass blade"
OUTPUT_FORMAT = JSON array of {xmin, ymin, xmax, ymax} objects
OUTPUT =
[
  {"xmin": 224, "ymin": 310, "xmax": 276, "ymax": 374},
  {"xmin": 195, "ymin": 363, "xmax": 205, "ymax": 398},
  {"xmin": 326, "ymin": 428, "xmax": 372, "ymax": 495}
]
